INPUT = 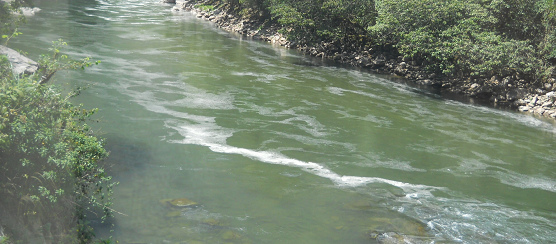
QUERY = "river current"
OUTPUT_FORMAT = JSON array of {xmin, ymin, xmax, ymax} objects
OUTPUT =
[{"xmin": 10, "ymin": 0, "xmax": 556, "ymax": 243}]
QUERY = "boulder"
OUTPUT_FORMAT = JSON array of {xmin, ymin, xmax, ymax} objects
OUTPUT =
[
  {"xmin": 518, "ymin": 106, "xmax": 530, "ymax": 112},
  {"xmin": 546, "ymin": 91, "xmax": 556, "ymax": 101},
  {"xmin": 0, "ymin": 45, "xmax": 38, "ymax": 76},
  {"xmin": 160, "ymin": 198, "xmax": 199, "ymax": 208},
  {"xmin": 19, "ymin": 7, "xmax": 40, "ymax": 16}
]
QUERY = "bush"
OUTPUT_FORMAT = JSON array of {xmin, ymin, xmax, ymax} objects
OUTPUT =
[
  {"xmin": 269, "ymin": 0, "xmax": 375, "ymax": 45},
  {"xmin": 371, "ymin": 0, "xmax": 554, "ymax": 80},
  {"xmin": 0, "ymin": 43, "xmax": 113, "ymax": 243}
]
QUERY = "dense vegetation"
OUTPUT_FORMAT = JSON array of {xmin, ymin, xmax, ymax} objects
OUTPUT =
[
  {"xmin": 1, "ymin": 1, "xmax": 114, "ymax": 243},
  {"xmin": 195, "ymin": 0, "xmax": 556, "ymax": 84}
]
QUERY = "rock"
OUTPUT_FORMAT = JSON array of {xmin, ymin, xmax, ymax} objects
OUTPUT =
[
  {"xmin": 221, "ymin": 230, "xmax": 241, "ymax": 241},
  {"xmin": 201, "ymin": 218, "xmax": 222, "ymax": 227},
  {"xmin": 394, "ymin": 65, "xmax": 407, "ymax": 76},
  {"xmin": 501, "ymin": 77, "xmax": 512, "ymax": 87},
  {"xmin": 0, "ymin": 45, "xmax": 38, "ymax": 76},
  {"xmin": 18, "ymin": 7, "xmax": 41, "ymax": 16},
  {"xmin": 531, "ymin": 96, "xmax": 539, "ymax": 106},
  {"xmin": 372, "ymin": 56, "xmax": 386, "ymax": 67},
  {"xmin": 534, "ymin": 107, "xmax": 546, "ymax": 115},
  {"xmin": 160, "ymin": 198, "xmax": 199, "ymax": 208},
  {"xmin": 416, "ymin": 79, "xmax": 433, "ymax": 86},
  {"xmin": 161, "ymin": 0, "xmax": 175, "ymax": 3},
  {"xmin": 545, "ymin": 110, "xmax": 556, "ymax": 118},
  {"xmin": 374, "ymin": 232, "xmax": 405, "ymax": 244},
  {"xmin": 542, "ymin": 101, "xmax": 553, "ymax": 108},
  {"xmin": 515, "ymin": 99, "xmax": 527, "ymax": 106},
  {"xmin": 518, "ymin": 106, "xmax": 530, "ymax": 112},
  {"xmin": 546, "ymin": 91, "xmax": 556, "ymax": 102}
]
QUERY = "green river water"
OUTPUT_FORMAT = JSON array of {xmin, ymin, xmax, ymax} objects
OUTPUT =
[{"xmin": 9, "ymin": 0, "xmax": 556, "ymax": 243}]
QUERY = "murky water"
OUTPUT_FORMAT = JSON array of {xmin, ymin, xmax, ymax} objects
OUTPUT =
[{"xmin": 10, "ymin": 0, "xmax": 556, "ymax": 243}]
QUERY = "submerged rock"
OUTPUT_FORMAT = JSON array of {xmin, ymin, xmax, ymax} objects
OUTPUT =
[
  {"xmin": 344, "ymin": 198, "xmax": 431, "ymax": 242},
  {"xmin": 365, "ymin": 216, "xmax": 428, "ymax": 237},
  {"xmin": 201, "ymin": 218, "xmax": 222, "ymax": 227},
  {"xmin": 221, "ymin": 230, "xmax": 241, "ymax": 241},
  {"xmin": 160, "ymin": 198, "xmax": 199, "ymax": 208}
]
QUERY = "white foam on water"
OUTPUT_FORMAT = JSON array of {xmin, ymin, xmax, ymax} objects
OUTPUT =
[
  {"xmin": 326, "ymin": 87, "xmax": 345, "ymax": 96},
  {"xmin": 120, "ymin": 76, "xmax": 441, "ymax": 196},
  {"xmin": 417, "ymin": 198, "xmax": 555, "ymax": 243},
  {"xmin": 498, "ymin": 171, "xmax": 556, "ymax": 193},
  {"xmin": 163, "ymin": 120, "xmax": 442, "ymax": 195},
  {"xmin": 443, "ymin": 99, "xmax": 556, "ymax": 134},
  {"xmin": 279, "ymin": 114, "xmax": 329, "ymax": 138},
  {"xmin": 154, "ymin": 85, "xmax": 235, "ymax": 110},
  {"xmin": 333, "ymin": 109, "xmax": 393, "ymax": 127},
  {"xmin": 353, "ymin": 155, "xmax": 427, "ymax": 173},
  {"xmin": 273, "ymin": 131, "xmax": 356, "ymax": 152},
  {"xmin": 438, "ymin": 156, "xmax": 556, "ymax": 193},
  {"xmin": 230, "ymin": 71, "xmax": 290, "ymax": 84}
]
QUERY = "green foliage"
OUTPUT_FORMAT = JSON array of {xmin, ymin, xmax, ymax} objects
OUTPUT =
[
  {"xmin": 0, "ymin": 41, "xmax": 113, "ymax": 243},
  {"xmin": 371, "ymin": 0, "xmax": 554, "ymax": 81},
  {"xmin": 269, "ymin": 2, "xmax": 315, "ymax": 42},
  {"xmin": 269, "ymin": 0, "xmax": 375, "ymax": 44},
  {"xmin": 37, "ymin": 39, "xmax": 101, "ymax": 84}
]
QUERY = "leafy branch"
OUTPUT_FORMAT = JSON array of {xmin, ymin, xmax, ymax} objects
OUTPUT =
[{"xmin": 37, "ymin": 39, "xmax": 100, "ymax": 85}]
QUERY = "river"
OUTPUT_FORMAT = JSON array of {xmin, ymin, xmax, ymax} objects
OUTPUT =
[{"xmin": 9, "ymin": 0, "xmax": 556, "ymax": 243}]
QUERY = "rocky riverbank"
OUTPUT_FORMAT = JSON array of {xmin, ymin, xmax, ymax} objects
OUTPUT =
[{"xmin": 170, "ymin": 0, "xmax": 556, "ymax": 121}]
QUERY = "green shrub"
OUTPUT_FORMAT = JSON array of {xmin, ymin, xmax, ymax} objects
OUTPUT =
[
  {"xmin": 269, "ymin": 0, "xmax": 375, "ymax": 45},
  {"xmin": 0, "ymin": 43, "xmax": 113, "ymax": 243},
  {"xmin": 371, "ymin": 0, "xmax": 554, "ymax": 80}
]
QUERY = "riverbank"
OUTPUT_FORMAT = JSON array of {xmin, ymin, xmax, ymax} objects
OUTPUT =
[{"xmin": 170, "ymin": 0, "xmax": 556, "ymax": 121}]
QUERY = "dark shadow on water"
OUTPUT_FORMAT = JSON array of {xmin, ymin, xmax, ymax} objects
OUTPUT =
[
  {"xmin": 102, "ymin": 133, "xmax": 153, "ymax": 176},
  {"xmin": 87, "ymin": 133, "xmax": 153, "ymax": 238}
]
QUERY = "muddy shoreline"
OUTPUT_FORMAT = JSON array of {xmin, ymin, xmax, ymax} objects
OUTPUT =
[{"xmin": 171, "ymin": 0, "xmax": 556, "ymax": 121}]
